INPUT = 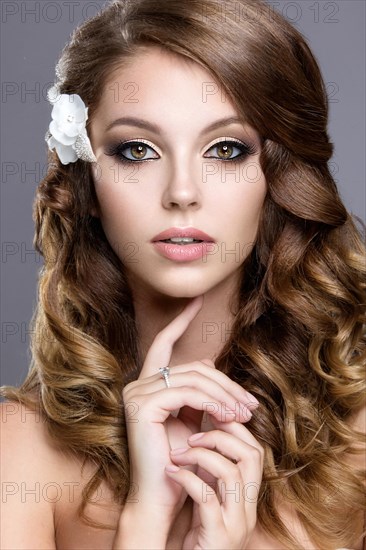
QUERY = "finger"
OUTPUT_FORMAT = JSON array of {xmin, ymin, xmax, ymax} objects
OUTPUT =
[
  {"xmin": 171, "ymin": 363, "xmax": 259, "ymax": 411},
  {"xmin": 187, "ymin": 434, "xmax": 263, "ymax": 513},
  {"xmin": 174, "ymin": 358, "xmax": 215, "ymax": 429},
  {"xmin": 187, "ymin": 429, "xmax": 253, "ymax": 460},
  {"xmin": 126, "ymin": 371, "xmax": 254, "ymax": 420},
  {"xmin": 135, "ymin": 362, "xmax": 259, "ymax": 413},
  {"xmin": 164, "ymin": 465, "xmax": 223, "ymax": 531},
  {"xmin": 208, "ymin": 416, "xmax": 263, "ymax": 451},
  {"xmin": 170, "ymin": 447, "xmax": 244, "ymax": 510},
  {"xmin": 139, "ymin": 295, "xmax": 204, "ymax": 379},
  {"xmin": 136, "ymin": 388, "xmax": 244, "ymax": 424},
  {"xmin": 192, "ymin": 422, "xmax": 264, "ymax": 519}
]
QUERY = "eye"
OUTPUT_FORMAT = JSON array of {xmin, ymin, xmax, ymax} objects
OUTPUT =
[
  {"xmin": 203, "ymin": 139, "xmax": 257, "ymax": 162},
  {"xmin": 105, "ymin": 139, "xmax": 160, "ymax": 163}
]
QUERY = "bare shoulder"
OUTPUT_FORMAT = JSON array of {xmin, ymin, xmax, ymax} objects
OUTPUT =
[
  {"xmin": 2, "ymin": 399, "xmax": 53, "ymax": 441},
  {"xmin": 0, "ymin": 399, "xmax": 65, "ymax": 467},
  {"xmin": 1, "ymin": 400, "xmax": 122, "ymax": 549},
  {"xmin": 0, "ymin": 400, "xmax": 69, "ymax": 549}
]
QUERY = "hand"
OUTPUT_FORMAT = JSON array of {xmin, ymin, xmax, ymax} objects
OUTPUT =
[
  {"xmin": 122, "ymin": 296, "xmax": 258, "ymax": 523},
  {"xmin": 166, "ymin": 416, "xmax": 264, "ymax": 550}
]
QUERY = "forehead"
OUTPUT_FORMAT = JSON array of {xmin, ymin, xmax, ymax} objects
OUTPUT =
[{"xmin": 97, "ymin": 46, "xmax": 237, "ymax": 118}]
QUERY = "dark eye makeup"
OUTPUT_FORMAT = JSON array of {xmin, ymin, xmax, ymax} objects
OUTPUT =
[{"xmin": 105, "ymin": 137, "xmax": 258, "ymax": 165}]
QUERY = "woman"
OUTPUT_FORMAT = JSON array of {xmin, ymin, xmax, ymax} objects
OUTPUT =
[{"xmin": 1, "ymin": 0, "xmax": 365, "ymax": 548}]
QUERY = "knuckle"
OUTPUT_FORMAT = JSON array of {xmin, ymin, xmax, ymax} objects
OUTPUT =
[
  {"xmin": 191, "ymin": 370, "xmax": 202, "ymax": 381},
  {"xmin": 194, "ymin": 361, "xmax": 206, "ymax": 370},
  {"xmin": 123, "ymin": 391, "xmax": 145, "ymax": 407},
  {"xmin": 256, "ymin": 442, "xmax": 265, "ymax": 457},
  {"xmin": 122, "ymin": 381, "xmax": 137, "ymax": 397},
  {"xmin": 224, "ymin": 464, "xmax": 239, "ymax": 478},
  {"xmin": 122, "ymin": 385, "xmax": 131, "ymax": 399},
  {"xmin": 200, "ymin": 358, "xmax": 215, "ymax": 368},
  {"xmin": 220, "ymin": 466, "xmax": 237, "ymax": 487},
  {"xmin": 203, "ymin": 429, "xmax": 218, "ymax": 438},
  {"xmin": 248, "ymin": 444, "xmax": 264, "ymax": 460},
  {"xmin": 184, "ymin": 369, "xmax": 200, "ymax": 382}
]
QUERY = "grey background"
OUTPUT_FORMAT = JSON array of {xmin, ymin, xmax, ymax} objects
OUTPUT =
[{"xmin": 1, "ymin": 0, "xmax": 365, "ymax": 389}]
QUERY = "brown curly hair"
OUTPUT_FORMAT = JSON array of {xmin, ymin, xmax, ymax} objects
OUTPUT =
[{"xmin": 1, "ymin": 0, "xmax": 365, "ymax": 547}]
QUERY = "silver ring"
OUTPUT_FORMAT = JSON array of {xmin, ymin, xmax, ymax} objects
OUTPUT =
[{"xmin": 159, "ymin": 366, "xmax": 171, "ymax": 388}]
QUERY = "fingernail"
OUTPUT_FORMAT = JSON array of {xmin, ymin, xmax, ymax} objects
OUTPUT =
[
  {"xmin": 188, "ymin": 432, "xmax": 204, "ymax": 441},
  {"xmin": 241, "ymin": 399, "xmax": 259, "ymax": 410},
  {"xmin": 165, "ymin": 464, "xmax": 180, "ymax": 473},
  {"xmin": 247, "ymin": 394, "xmax": 260, "ymax": 406},
  {"xmin": 170, "ymin": 447, "xmax": 189, "ymax": 455}
]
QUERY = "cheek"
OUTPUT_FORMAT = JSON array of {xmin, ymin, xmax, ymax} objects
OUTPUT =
[
  {"xmin": 216, "ymin": 173, "xmax": 267, "ymax": 229},
  {"xmin": 92, "ymin": 181, "xmax": 137, "ymax": 249},
  {"xmin": 96, "ymin": 199, "xmax": 139, "ymax": 266},
  {"xmin": 100, "ymin": 198, "xmax": 136, "ymax": 242}
]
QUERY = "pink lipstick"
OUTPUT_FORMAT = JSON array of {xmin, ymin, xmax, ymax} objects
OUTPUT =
[{"xmin": 151, "ymin": 227, "xmax": 216, "ymax": 262}]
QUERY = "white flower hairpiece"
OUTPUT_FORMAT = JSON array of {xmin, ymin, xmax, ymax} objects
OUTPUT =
[{"xmin": 45, "ymin": 85, "xmax": 97, "ymax": 165}]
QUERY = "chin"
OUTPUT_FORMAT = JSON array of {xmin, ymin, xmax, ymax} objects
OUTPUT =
[
  {"xmin": 156, "ymin": 284, "xmax": 208, "ymax": 299},
  {"xmin": 165, "ymin": 289, "xmax": 205, "ymax": 299},
  {"xmin": 127, "ymin": 266, "xmax": 238, "ymax": 300},
  {"xmin": 154, "ymin": 275, "xmax": 230, "ymax": 300}
]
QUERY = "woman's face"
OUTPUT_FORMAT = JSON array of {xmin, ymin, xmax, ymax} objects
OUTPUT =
[{"xmin": 90, "ymin": 47, "xmax": 267, "ymax": 299}]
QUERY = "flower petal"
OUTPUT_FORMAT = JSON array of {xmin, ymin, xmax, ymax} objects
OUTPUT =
[
  {"xmin": 55, "ymin": 142, "xmax": 78, "ymax": 164},
  {"xmin": 49, "ymin": 120, "xmax": 76, "ymax": 145},
  {"xmin": 68, "ymin": 94, "xmax": 87, "ymax": 118},
  {"xmin": 51, "ymin": 95, "xmax": 84, "ymax": 121},
  {"xmin": 54, "ymin": 95, "xmax": 86, "ymax": 122},
  {"xmin": 46, "ymin": 135, "xmax": 58, "ymax": 152},
  {"xmin": 62, "ymin": 124, "xmax": 82, "ymax": 138},
  {"xmin": 51, "ymin": 95, "xmax": 72, "ymax": 120}
]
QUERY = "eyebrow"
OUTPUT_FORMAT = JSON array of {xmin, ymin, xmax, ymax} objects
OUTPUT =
[{"xmin": 105, "ymin": 116, "xmax": 247, "ymax": 135}]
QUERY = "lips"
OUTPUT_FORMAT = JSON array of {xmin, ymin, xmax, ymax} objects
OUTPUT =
[
  {"xmin": 151, "ymin": 227, "xmax": 216, "ymax": 262},
  {"xmin": 151, "ymin": 227, "xmax": 215, "ymax": 243}
]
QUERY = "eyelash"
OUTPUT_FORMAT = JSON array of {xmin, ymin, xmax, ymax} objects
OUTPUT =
[{"xmin": 105, "ymin": 137, "xmax": 258, "ymax": 165}]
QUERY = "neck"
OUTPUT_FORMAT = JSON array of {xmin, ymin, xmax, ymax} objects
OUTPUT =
[{"xmin": 132, "ymin": 274, "xmax": 241, "ymax": 368}]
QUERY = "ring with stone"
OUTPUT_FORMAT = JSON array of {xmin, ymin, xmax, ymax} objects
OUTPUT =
[{"xmin": 159, "ymin": 366, "xmax": 171, "ymax": 388}]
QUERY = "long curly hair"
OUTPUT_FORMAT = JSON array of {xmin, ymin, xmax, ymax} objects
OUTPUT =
[{"xmin": 2, "ymin": 0, "xmax": 365, "ymax": 547}]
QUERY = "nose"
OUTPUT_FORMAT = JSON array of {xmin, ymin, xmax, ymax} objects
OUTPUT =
[{"xmin": 161, "ymin": 161, "xmax": 201, "ymax": 211}]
